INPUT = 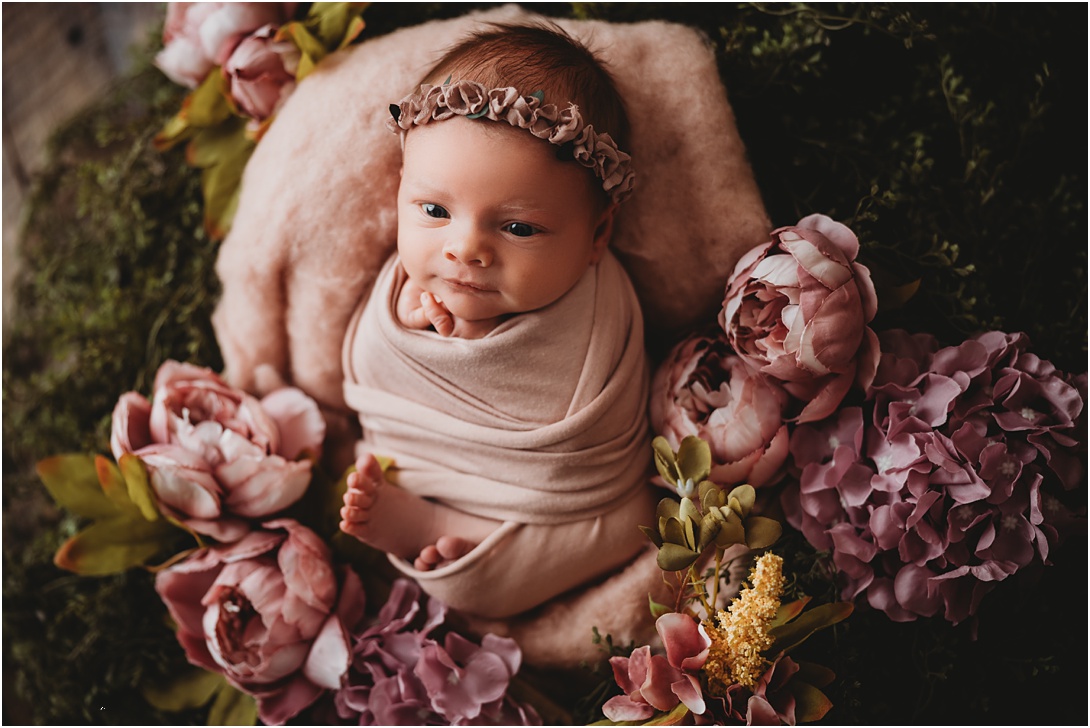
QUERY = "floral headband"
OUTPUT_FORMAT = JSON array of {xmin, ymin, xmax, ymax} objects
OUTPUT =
[{"xmin": 387, "ymin": 79, "xmax": 635, "ymax": 203}]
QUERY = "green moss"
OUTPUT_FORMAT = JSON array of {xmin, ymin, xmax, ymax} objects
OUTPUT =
[{"xmin": 3, "ymin": 4, "xmax": 1085, "ymax": 725}]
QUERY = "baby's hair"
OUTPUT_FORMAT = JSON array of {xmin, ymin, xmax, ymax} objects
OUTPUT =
[{"xmin": 420, "ymin": 22, "xmax": 631, "ymax": 153}]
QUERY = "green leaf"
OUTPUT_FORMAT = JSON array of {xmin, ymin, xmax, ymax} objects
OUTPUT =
[
  {"xmin": 726, "ymin": 483, "xmax": 756, "ymax": 515},
  {"xmin": 96, "ymin": 455, "xmax": 139, "ymax": 511},
  {"xmin": 743, "ymin": 515, "xmax": 782, "ymax": 549},
  {"xmin": 713, "ymin": 512, "xmax": 746, "ymax": 548},
  {"xmin": 698, "ymin": 510, "xmax": 723, "ymax": 551},
  {"xmin": 766, "ymin": 602, "xmax": 854, "ymax": 656},
  {"xmin": 789, "ymin": 679, "xmax": 834, "ymax": 723},
  {"xmin": 209, "ymin": 681, "xmax": 258, "ymax": 726},
  {"xmin": 184, "ymin": 70, "xmax": 232, "ymax": 128},
  {"xmin": 662, "ymin": 516, "xmax": 686, "ymax": 547},
  {"xmin": 676, "ymin": 436, "xmax": 711, "ymax": 484},
  {"xmin": 770, "ymin": 596, "xmax": 813, "ymax": 628},
  {"xmin": 646, "ymin": 702, "xmax": 692, "ymax": 725},
  {"xmin": 656, "ymin": 543, "xmax": 699, "ymax": 572},
  {"xmin": 639, "ymin": 524, "xmax": 663, "ymax": 548},
  {"xmin": 699, "ymin": 480, "xmax": 726, "ymax": 510},
  {"xmin": 794, "ymin": 659, "xmax": 837, "ymax": 689},
  {"xmin": 53, "ymin": 514, "xmax": 179, "ymax": 576},
  {"xmin": 142, "ymin": 668, "xmax": 224, "ymax": 711},
  {"xmin": 153, "ymin": 111, "xmax": 195, "ymax": 151},
  {"xmin": 187, "ymin": 119, "xmax": 254, "ymax": 238},
  {"xmin": 649, "ymin": 594, "xmax": 672, "ymax": 619},
  {"xmin": 37, "ymin": 454, "xmax": 117, "ymax": 519},
  {"xmin": 119, "ymin": 453, "xmax": 160, "ymax": 521},
  {"xmin": 652, "ymin": 437, "xmax": 677, "ymax": 485}
]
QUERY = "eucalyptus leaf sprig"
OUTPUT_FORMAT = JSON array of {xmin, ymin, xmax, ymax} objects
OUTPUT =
[{"xmin": 641, "ymin": 436, "xmax": 782, "ymax": 615}]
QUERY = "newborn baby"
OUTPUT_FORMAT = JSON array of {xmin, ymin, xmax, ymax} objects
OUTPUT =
[{"xmin": 338, "ymin": 22, "xmax": 656, "ymax": 619}]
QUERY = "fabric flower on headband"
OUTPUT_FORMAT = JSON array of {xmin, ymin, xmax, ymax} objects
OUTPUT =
[{"xmin": 388, "ymin": 79, "xmax": 636, "ymax": 202}]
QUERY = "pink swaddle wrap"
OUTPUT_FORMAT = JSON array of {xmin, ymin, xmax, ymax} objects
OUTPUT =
[{"xmin": 342, "ymin": 251, "xmax": 657, "ymax": 617}]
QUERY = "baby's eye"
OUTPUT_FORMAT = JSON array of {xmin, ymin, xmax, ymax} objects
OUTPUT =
[
  {"xmin": 503, "ymin": 222, "xmax": 539, "ymax": 237},
  {"xmin": 422, "ymin": 203, "xmax": 449, "ymax": 219}
]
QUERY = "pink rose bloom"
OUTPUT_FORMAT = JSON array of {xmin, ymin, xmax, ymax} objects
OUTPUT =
[
  {"xmin": 783, "ymin": 329, "xmax": 1085, "ymax": 624},
  {"xmin": 651, "ymin": 333, "xmax": 790, "ymax": 488},
  {"xmin": 155, "ymin": 2, "xmax": 296, "ymax": 88},
  {"xmin": 603, "ymin": 612, "xmax": 710, "ymax": 721},
  {"xmin": 223, "ymin": 24, "xmax": 301, "ymax": 123},
  {"xmin": 155, "ymin": 519, "xmax": 365, "ymax": 726},
  {"xmin": 720, "ymin": 214, "xmax": 880, "ymax": 423},
  {"xmin": 111, "ymin": 360, "xmax": 325, "ymax": 542}
]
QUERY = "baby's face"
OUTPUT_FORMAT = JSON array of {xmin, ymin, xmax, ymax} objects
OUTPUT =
[{"xmin": 396, "ymin": 117, "xmax": 613, "ymax": 325}]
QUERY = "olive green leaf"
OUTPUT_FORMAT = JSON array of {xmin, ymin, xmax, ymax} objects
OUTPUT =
[
  {"xmin": 789, "ymin": 678, "xmax": 835, "ymax": 723},
  {"xmin": 648, "ymin": 594, "xmax": 673, "ymax": 619},
  {"xmin": 37, "ymin": 454, "xmax": 116, "ymax": 520},
  {"xmin": 39, "ymin": 453, "xmax": 187, "ymax": 575},
  {"xmin": 766, "ymin": 601, "xmax": 854, "ymax": 656},
  {"xmin": 651, "ymin": 435, "xmax": 710, "ymax": 490},
  {"xmin": 209, "ymin": 680, "xmax": 258, "ymax": 726},
  {"xmin": 281, "ymin": 2, "xmax": 369, "ymax": 82},
  {"xmin": 770, "ymin": 596, "xmax": 813, "ymax": 628},
  {"xmin": 142, "ymin": 668, "xmax": 224, "ymax": 712},
  {"xmin": 743, "ymin": 515, "xmax": 782, "ymax": 549}
]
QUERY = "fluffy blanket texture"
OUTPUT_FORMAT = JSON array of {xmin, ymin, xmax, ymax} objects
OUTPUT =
[
  {"xmin": 212, "ymin": 6, "xmax": 769, "ymax": 666},
  {"xmin": 344, "ymin": 252, "xmax": 657, "ymax": 618}
]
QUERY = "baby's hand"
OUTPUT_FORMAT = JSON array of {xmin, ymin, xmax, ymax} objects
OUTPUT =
[
  {"xmin": 417, "ymin": 291, "xmax": 457, "ymax": 337},
  {"xmin": 396, "ymin": 279, "xmax": 456, "ymax": 336}
]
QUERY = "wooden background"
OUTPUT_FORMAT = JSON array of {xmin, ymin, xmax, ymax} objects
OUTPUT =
[{"xmin": 2, "ymin": 3, "xmax": 161, "ymax": 338}]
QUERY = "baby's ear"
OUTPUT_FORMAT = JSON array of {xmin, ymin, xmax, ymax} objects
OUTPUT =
[{"xmin": 589, "ymin": 202, "xmax": 619, "ymax": 264}]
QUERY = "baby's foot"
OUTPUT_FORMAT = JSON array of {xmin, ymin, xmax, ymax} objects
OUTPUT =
[
  {"xmin": 413, "ymin": 535, "xmax": 475, "ymax": 571},
  {"xmin": 338, "ymin": 454, "xmax": 383, "ymax": 542}
]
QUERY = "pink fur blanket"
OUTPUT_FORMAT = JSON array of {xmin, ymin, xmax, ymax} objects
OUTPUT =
[{"xmin": 211, "ymin": 6, "xmax": 770, "ymax": 667}]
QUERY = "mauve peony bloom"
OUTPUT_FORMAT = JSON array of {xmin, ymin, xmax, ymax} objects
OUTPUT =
[
  {"xmin": 720, "ymin": 214, "xmax": 880, "ymax": 424},
  {"xmin": 330, "ymin": 579, "xmax": 540, "ymax": 726},
  {"xmin": 111, "ymin": 360, "xmax": 325, "ymax": 542},
  {"xmin": 155, "ymin": 2, "xmax": 297, "ymax": 89},
  {"xmin": 155, "ymin": 519, "xmax": 365, "ymax": 725},
  {"xmin": 651, "ymin": 333, "xmax": 790, "ymax": 489},
  {"xmin": 603, "ymin": 612, "xmax": 711, "ymax": 721},
  {"xmin": 783, "ymin": 329, "xmax": 1085, "ymax": 624},
  {"xmin": 223, "ymin": 24, "xmax": 300, "ymax": 123}
]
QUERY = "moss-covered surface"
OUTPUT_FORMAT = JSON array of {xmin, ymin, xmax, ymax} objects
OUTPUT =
[{"xmin": 3, "ymin": 4, "xmax": 1085, "ymax": 725}]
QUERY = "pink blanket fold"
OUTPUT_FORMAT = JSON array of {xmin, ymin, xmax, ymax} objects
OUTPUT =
[{"xmin": 343, "ymin": 251, "xmax": 652, "ymax": 525}]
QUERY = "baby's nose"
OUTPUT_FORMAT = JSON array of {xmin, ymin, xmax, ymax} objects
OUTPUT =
[{"xmin": 444, "ymin": 234, "xmax": 492, "ymax": 267}]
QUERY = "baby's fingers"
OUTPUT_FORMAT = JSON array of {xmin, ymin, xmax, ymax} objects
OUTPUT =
[{"xmin": 421, "ymin": 293, "xmax": 455, "ymax": 337}]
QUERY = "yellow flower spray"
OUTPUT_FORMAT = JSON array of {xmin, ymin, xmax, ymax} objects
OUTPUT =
[{"xmin": 703, "ymin": 552, "xmax": 785, "ymax": 693}]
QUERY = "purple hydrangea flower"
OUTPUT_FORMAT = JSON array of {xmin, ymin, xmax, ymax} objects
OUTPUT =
[
  {"xmin": 328, "ymin": 579, "xmax": 540, "ymax": 726},
  {"xmin": 783, "ymin": 329, "xmax": 1085, "ymax": 624}
]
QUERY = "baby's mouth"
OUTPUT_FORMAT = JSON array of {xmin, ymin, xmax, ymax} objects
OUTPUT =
[{"xmin": 441, "ymin": 277, "xmax": 496, "ymax": 294}]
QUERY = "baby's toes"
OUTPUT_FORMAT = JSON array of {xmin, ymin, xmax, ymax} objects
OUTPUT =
[
  {"xmin": 414, "ymin": 544, "xmax": 443, "ymax": 571},
  {"xmin": 435, "ymin": 535, "xmax": 473, "ymax": 562},
  {"xmin": 343, "ymin": 488, "xmax": 375, "ymax": 509},
  {"xmin": 357, "ymin": 454, "xmax": 386, "ymax": 485}
]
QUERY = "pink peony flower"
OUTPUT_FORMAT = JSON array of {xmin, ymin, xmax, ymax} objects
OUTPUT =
[
  {"xmin": 155, "ymin": 2, "xmax": 297, "ymax": 89},
  {"xmin": 155, "ymin": 519, "xmax": 365, "ymax": 725},
  {"xmin": 603, "ymin": 612, "xmax": 710, "ymax": 721},
  {"xmin": 720, "ymin": 214, "xmax": 880, "ymax": 423},
  {"xmin": 651, "ymin": 333, "xmax": 790, "ymax": 488},
  {"xmin": 783, "ymin": 329, "xmax": 1085, "ymax": 624},
  {"xmin": 111, "ymin": 360, "xmax": 325, "ymax": 542},
  {"xmin": 223, "ymin": 24, "xmax": 300, "ymax": 123},
  {"xmin": 329, "ymin": 579, "xmax": 540, "ymax": 726}
]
